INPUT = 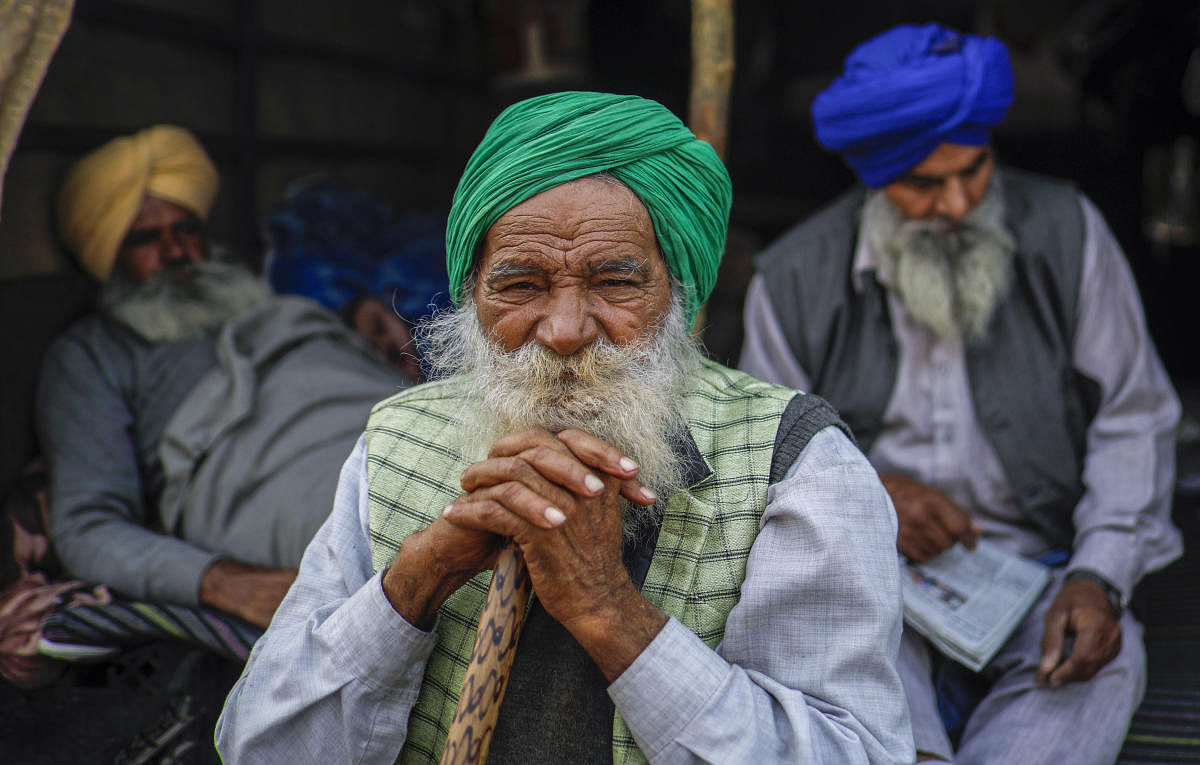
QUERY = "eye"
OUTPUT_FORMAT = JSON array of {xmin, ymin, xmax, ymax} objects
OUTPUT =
[
  {"xmin": 499, "ymin": 281, "xmax": 539, "ymax": 292},
  {"xmin": 903, "ymin": 177, "xmax": 940, "ymax": 192},
  {"xmin": 121, "ymin": 229, "xmax": 160, "ymax": 249},
  {"xmin": 599, "ymin": 278, "xmax": 636, "ymax": 288},
  {"xmin": 961, "ymin": 152, "xmax": 991, "ymax": 178},
  {"xmin": 174, "ymin": 217, "xmax": 204, "ymax": 236}
]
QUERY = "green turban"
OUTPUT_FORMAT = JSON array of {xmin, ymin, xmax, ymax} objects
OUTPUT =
[{"xmin": 446, "ymin": 91, "xmax": 732, "ymax": 325}]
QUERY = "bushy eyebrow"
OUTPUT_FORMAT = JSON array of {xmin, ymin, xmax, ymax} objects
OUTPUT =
[
  {"xmin": 591, "ymin": 257, "xmax": 650, "ymax": 278},
  {"xmin": 899, "ymin": 149, "xmax": 991, "ymax": 186},
  {"xmin": 485, "ymin": 261, "xmax": 545, "ymax": 280}
]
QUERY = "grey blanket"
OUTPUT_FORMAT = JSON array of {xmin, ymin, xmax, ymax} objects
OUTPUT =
[{"xmin": 158, "ymin": 297, "xmax": 405, "ymax": 568}]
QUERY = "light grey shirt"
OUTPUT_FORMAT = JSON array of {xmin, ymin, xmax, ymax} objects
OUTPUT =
[
  {"xmin": 740, "ymin": 193, "xmax": 1182, "ymax": 601},
  {"xmin": 216, "ymin": 427, "xmax": 916, "ymax": 764}
]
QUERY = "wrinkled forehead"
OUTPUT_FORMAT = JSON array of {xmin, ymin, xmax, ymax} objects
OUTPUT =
[{"xmin": 475, "ymin": 176, "xmax": 667, "ymax": 280}]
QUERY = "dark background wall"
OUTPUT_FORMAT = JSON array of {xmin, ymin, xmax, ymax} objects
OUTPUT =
[{"xmin": 3, "ymin": 0, "xmax": 1199, "ymax": 381}]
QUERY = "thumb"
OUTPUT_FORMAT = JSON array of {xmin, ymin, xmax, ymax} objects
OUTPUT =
[
  {"xmin": 961, "ymin": 522, "xmax": 984, "ymax": 551},
  {"xmin": 1038, "ymin": 607, "xmax": 1069, "ymax": 683}
]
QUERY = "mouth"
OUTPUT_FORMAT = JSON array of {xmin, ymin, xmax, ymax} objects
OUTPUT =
[{"xmin": 167, "ymin": 269, "xmax": 197, "ymax": 286}]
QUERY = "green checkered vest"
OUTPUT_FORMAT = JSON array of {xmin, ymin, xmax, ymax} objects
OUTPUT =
[{"xmin": 365, "ymin": 357, "xmax": 796, "ymax": 764}]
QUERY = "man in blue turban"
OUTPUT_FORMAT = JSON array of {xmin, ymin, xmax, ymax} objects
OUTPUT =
[
  {"xmin": 218, "ymin": 91, "xmax": 915, "ymax": 763},
  {"xmin": 741, "ymin": 23, "xmax": 1181, "ymax": 764}
]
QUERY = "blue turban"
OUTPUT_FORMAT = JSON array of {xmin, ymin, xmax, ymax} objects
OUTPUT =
[{"xmin": 811, "ymin": 23, "xmax": 1014, "ymax": 188}]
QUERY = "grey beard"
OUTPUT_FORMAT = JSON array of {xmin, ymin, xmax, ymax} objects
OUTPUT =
[
  {"xmin": 415, "ymin": 294, "xmax": 700, "ymax": 541},
  {"xmin": 100, "ymin": 260, "xmax": 272, "ymax": 343},
  {"xmin": 864, "ymin": 180, "xmax": 1017, "ymax": 343}
]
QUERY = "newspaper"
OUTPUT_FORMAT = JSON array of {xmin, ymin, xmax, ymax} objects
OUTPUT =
[{"xmin": 901, "ymin": 540, "xmax": 1051, "ymax": 672}]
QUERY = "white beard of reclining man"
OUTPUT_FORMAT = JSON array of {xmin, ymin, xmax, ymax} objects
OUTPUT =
[
  {"xmin": 864, "ymin": 176, "xmax": 1018, "ymax": 344},
  {"xmin": 100, "ymin": 258, "xmax": 273, "ymax": 344},
  {"xmin": 417, "ymin": 287, "xmax": 700, "ymax": 541}
]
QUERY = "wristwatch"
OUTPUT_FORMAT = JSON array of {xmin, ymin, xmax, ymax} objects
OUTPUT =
[{"xmin": 1065, "ymin": 569, "xmax": 1125, "ymax": 617}]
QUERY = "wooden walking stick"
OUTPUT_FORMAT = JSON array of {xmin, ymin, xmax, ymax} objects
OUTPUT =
[{"xmin": 438, "ymin": 541, "xmax": 532, "ymax": 764}]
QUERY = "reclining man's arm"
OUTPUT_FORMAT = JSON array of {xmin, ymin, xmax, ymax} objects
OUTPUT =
[
  {"xmin": 217, "ymin": 428, "xmax": 914, "ymax": 764},
  {"xmin": 36, "ymin": 330, "xmax": 297, "ymax": 627},
  {"xmin": 36, "ymin": 333, "xmax": 220, "ymax": 605}
]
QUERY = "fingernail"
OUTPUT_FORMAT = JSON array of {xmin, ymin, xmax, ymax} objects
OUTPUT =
[
  {"xmin": 584, "ymin": 474, "xmax": 604, "ymax": 493},
  {"xmin": 544, "ymin": 507, "xmax": 566, "ymax": 525},
  {"xmin": 641, "ymin": 487, "xmax": 657, "ymax": 502},
  {"xmin": 619, "ymin": 457, "xmax": 637, "ymax": 472},
  {"xmin": 442, "ymin": 504, "xmax": 454, "ymax": 515}
]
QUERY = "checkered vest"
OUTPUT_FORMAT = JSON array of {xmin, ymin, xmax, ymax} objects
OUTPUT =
[{"xmin": 365, "ymin": 357, "xmax": 796, "ymax": 764}]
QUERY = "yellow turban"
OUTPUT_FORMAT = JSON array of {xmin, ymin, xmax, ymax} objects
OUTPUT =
[{"xmin": 56, "ymin": 125, "xmax": 219, "ymax": 281}]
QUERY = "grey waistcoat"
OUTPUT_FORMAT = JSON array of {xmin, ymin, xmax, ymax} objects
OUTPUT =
[{"xmin": 754, "ymin": 168, "xmax": 1100, "ymax": 549}]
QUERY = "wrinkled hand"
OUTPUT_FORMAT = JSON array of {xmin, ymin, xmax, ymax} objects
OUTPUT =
[
  {"xmin": 1036, "ymin": 579, "xmax": 1122, "ymax": 688},
  {"xmin": 444, "ymin": 428, "xmax": 656, "ymax": 629},
  {"xmin": 431, "ymin": 428, "xmax": 667, "ymax": 679},
  {"xmin": 382, "ymin": 428, "xmax": 656, "ymax": 635},
  {"xmin": 880, "ymin": 473, "xmax": 981, "ymax": 562},
  {"xmin": 198, "ymin": 559, "xmax": 297, "ymax": 629}
]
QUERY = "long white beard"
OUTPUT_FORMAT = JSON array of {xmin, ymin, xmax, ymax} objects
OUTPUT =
[
  {"xmin": 100, "ymin": 260, "xmax": 273, "ymax": 343},
  {"xmin": 416, "ymin": 294, "xmax": 700, "ymax": 540},
  {"xmin": 864, "ymin": 180, "xmax": 1017, "ymax": 343}
]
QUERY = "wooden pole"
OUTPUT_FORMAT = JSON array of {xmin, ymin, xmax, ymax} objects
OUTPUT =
[
  {"xmin": 687, "ymin": 0, "xmax": 734, "ymax": 333},
  {"xmin": 438, "ymin": 542, "xmax": 532, "ymax": 765},
  {"xmin": 688, "ymin": 0, "xmax": 734, "ymax": 160}
]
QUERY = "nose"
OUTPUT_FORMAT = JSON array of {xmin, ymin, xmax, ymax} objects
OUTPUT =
[
  {"xmin": 534, "ymin": 288, "xmax": 599, "ymax": 356},
  {"xmin": 935, "ymin": 177, "xmax": 970, "ymax": 221},
  {"xmin": 160, "ymin": 227, "xmax": 188, "ymax": 262}
]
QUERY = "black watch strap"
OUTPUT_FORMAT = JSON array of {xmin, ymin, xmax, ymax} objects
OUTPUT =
[{"xmin": 1065, "ymin": 569, "xmax": 1125, "ymax": 617}]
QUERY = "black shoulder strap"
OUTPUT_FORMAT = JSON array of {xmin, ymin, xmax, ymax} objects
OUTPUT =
[{"xmin": 769, "ymin": 394, "xmax": 853, "ymax": 485}]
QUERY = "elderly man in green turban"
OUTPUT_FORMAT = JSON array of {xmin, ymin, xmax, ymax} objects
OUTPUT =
[{"xmin": 218, "ymin": 92, "xmax": 913, "ymax": 764}]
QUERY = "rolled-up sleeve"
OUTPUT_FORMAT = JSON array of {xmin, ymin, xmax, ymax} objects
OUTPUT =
[
  {"xmin": 610, "ymin": 426, "xmax": 915, "ymax": 763},
  {"xmin": 216, "ymin": 436, "xmax": 438, "ymax": 764}
]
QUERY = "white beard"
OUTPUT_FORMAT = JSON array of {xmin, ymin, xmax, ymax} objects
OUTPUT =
[
  {"xmin": 416, "ymin": 294, "xmax": 700, "ymax": 540},
  {"xmin": 864, "ymin": 180, "xmax": 1017, "ymax": 343},
  {"xmin": 101, "ymin": 260, "xmax": 272, "ymax": 343}
]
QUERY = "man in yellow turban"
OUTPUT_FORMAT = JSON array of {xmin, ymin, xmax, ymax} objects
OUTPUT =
[
  {"xmin": 37, "ymin": 126, "xmax": 411, "ymax": 630},
  {"xmin": 217, "ymin": 91, "xmax": 914, "ymax": 764},
  {"xmin": 56, "ymin": 125, "xmax": 219, "ymax": 283}
]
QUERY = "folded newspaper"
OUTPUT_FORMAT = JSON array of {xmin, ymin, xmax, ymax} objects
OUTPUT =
[{"xmin": 901, "ymin": 540, "xmax": 1051, "ymax": 672}]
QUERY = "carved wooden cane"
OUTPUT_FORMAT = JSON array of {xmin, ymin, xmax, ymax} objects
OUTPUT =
[{"xmin": 438, "ymin": 541, "xmax": 531, "ymax": 764}]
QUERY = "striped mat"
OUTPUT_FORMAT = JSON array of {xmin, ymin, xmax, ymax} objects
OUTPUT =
[
  {"xmin": 1118, "ymin": 491, "xmax": 1200, "ymax": 765},
  {"xmin": 1119, "ymin": 684, "xmax": 1200, "ymax": 764},
  {"xmin": 38, "ymin": 600, "xmax": 262, "ymax": 663}
]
